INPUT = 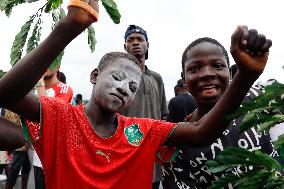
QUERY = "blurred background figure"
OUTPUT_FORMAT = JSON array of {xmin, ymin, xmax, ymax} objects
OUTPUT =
[
  {"xmin": 167, "ymin": 79, "xmax": 197, "ymax": 123},
  {"xmin": 58, "ymin": 72, "xmax": 66, "ymax": 84},
  {"xmin": 75, "ymin": 94, "xmax": 83, "ymax": 106}
]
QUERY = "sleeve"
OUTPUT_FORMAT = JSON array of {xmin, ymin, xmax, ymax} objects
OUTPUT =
[
  {"xmin": 147, "ymin": 119, "xmax": 179, "ymax": 162},
  {"xmin": 23, "ymin": 96, "xmax": 71, "ymax": 169}
]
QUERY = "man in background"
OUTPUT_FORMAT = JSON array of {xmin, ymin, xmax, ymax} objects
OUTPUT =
[{"xmin": 121, "ymin": 25, "xmax": 168, "ymax": 189}]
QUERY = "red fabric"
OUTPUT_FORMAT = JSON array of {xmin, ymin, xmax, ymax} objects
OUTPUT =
[
  {"xmin": 48, "ymin": 82, "xmax": 73, "ymax": 103},
  {"xmin": 26, "ymin": 97, "xmax": 175, "ymax": 189}
]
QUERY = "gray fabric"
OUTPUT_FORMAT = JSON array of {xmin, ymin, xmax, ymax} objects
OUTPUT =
[{"xmin": 120, "ymin": 66, "xmax": 168, "ymax": 182}]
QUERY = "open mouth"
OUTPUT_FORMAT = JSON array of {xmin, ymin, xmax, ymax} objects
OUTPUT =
[{"xmin": 200, "ymin": 85, "xmax": 219, "ymax": 96}]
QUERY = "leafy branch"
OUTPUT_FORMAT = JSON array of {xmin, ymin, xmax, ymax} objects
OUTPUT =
[
  {"xmin": 207, "ymin": 79, "xmax": 284, "ymax": 188},
  {"xmin": 1, "ymin": 0, "xmax": 121, "ymax": 68}
]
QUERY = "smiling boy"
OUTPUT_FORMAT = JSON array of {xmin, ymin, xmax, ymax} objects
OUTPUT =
[{"xmin": 0, "ymin": 0, "xmax": 272, "ymax": 188}]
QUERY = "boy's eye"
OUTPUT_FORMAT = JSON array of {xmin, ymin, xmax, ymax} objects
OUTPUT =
[
  {"xmin": 129, "ymin": 85, "xmax": 137, "ymax": 93},
  {"xmin": 213, "ymin": 64, "xmax": 225, "ymax": 70},
  {"xmin": 188, "ymin": 66, "xmax": 199, "ymax": 73},
  {"xmin": 113, "ymin": 74, "xmax": 121, "ymax": 81},
  {"xmin": 138, "ymin": 38, "xmax": 144, "ymax": 42}
]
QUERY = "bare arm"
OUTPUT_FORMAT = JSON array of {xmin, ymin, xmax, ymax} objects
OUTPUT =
[
  {"xmin": 169, "ymin": 26, "xmax": 272, "ymax": 147},
  {"xmin": 0, "ymin": 1, "xmax": 98, "ymax": 121},
  {"xmin": 0, "ymin": 117, "xmax": 26, "ymax": 151}
]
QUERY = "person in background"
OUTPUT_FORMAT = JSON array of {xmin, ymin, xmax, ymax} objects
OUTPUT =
[
  {"xmin": 121, "ymin": 24, "xmax": 168, "ymax": 189},
  {"xmin": 4, "ymin": 110, "xmax": 31, "ymax": 189},
  {"xmin": 174, "ymin": 79, "xmax": 188, "ymax": 97},
  {"xmin": 75, "ymin": 94, "xmax": 83, "ymax": 105},
  {"xmin": 33, "ymin": 68, "xmax": 73, "ymax": 189},
  {"xmin": 59, "ymin": 71, "xmax": 67, "ymax": 84},
  {"xmin": 167, "ymin": 79, "xmax": 197, "ymax": 123}
]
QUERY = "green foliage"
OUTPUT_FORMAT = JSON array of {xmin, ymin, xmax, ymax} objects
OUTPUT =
[
  {"xmin": 225, "ymin": 82, "xmax": 284, "ymax": 136},
  {"xmin": 101, "ymin": 0, "xmax": 121, "ymax": 24},
  {"xmin": 10, "ymin": 16, "xmax": 35, "ymax": 66},
  {"xmin": 0, "ymin": 0, "xmax": 26, "ymax": 16},
  {"xmin": 87, "ymin": 25, "xmax": 97, "ymax": 53},
  {"xmin": 207, "ymin": 80, "xmax": 284, "ymax": 188},
  {"xmin": 49, "ymin": 7, "xmax": 66, "ymax": 70},
  {"xmin": 206, "ymin": 148, "xmax": 284, "ymax": 189},
  {"xmin": 49, "ymin": 50, "xmax": 64, "ymax": 71},
  {"xmin": 0, "ymin": 70, "xmax": 7, "ymax": 79},
  {"xmin": 2, "ymin": 0, "xmax": 121, "ymax": 67},
  {"xmin": 26, "ymin": 16, "xmax": 42, "ymax": 53}
]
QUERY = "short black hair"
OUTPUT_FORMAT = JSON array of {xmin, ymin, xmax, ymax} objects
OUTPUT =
[
  {"xmin": 76, "ymin": 94, "xmax": 82, "ymax": 100},
  {"xmin": 59, "ymin": 72, "xmax": 66, "ymax": 84},
  {"xmin": 229, "ymin": 64, "xmax": 238, "ymax": 78},
  {"xmin": 98, "ymin": 52, "xmax": 141, "ymax": 71},
  {"xmin": 181, "ymin": 37, "xmax": 230, "ymax": 72}
]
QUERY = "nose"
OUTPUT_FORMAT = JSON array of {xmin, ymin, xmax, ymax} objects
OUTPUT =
[
  {"xmin": 131, "ymin": 39, "xmax": 140, "ymax": 46},
  {"xmin": 116, "ymin": 82, "xmax": 129, "ymax": 97},
  {"xmin": 199, "ymin": 67, "xmax": 216, "ymax": 81}
]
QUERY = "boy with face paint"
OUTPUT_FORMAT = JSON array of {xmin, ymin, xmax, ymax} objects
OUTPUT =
[{"xmin": 0, "ymin": 0, "xmax": 272, "ymax": 188}]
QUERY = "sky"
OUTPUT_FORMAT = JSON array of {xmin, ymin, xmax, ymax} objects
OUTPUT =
[{"xmin": 1, "ymin": 0, "xmax": 284, "ymax": 101}]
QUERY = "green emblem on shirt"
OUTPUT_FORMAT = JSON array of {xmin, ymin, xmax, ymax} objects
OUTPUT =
[{"xmin": 124, "ymin": 124, "xmax": 144, "ymax": 146}]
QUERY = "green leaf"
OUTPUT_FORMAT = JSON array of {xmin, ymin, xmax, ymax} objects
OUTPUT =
[
  {"xmin": 101, "ymin": 0, "xmax": 117, "ymax": 9},
  {"xmin": 10, "ymin": 16, "xmax": 35, "ymax": 66},
  {"xmin": 273, "ymin": 133, "xmax": 284, "ymax": 149},
  {"xmin": 0, "ymin": 70, "xmax": 7, "ymax": 79},
  {"xmin": 101, "ymin": 0, "xmax": 121, "ymax": 24},
  {"xmin": 26, "ymin": 17, "xmax": 42, "ymax": 53},
  {"xmin": 209, "ymin": 173, "xmax": 240, "ymax": 189},
  {"xmin": 208, "ymin": 164, "xmax": 232, "ymax": 173},
  {"xmin": 49, "ymin": 50, "xmax": 64, "ymax": 71},
  {"xmin": 59, "ymin": 7, "xmax": 66, "ymax": 18},
  {"xmin": 239, "ymin": 108, "xmax": 264, "ymax": 133},
  {"xmin": 51, "ymin": 0, "xmax": 63, "ymax": 10},
  {"xmin": 87, "ymin": 25, "xmax": 97, "ymax": 53},
  {"xmin": 44, "ymin": 0, "xmax": 52, "ymax": 13},
  {"xmin": 227, "ymin": 82, "xmax": 284, "ymax": 120},
  {"xmin": 258, "ymin": 114, "xmax": 284, "ymax": 132},
  {"xmin": 236, "ymin": 169, "xmax": 271, "ymax": 189},
  {"xmin": 0, "ymin": 0, "xmax": 26, "ymax": 17},
  {"xmin": 214, "ymin": 147, "xmax": 282, "ymax": 171}
]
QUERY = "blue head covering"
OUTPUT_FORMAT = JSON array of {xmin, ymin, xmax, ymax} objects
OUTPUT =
[
  {"xmin": 124, "ymin": 25, "xmax": 149, "ymax": 60},
  {"xmin": 124, "ymin": 25, "xmax": 148, "ymax": 42}
]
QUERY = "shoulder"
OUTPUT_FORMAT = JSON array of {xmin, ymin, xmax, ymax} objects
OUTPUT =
[{"xmin": 146, "ymin": 68, "xmax": 164, "ymax": 83}]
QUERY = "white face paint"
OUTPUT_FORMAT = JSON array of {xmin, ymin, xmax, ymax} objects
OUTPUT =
[{"xmin": 94, "ymin": 58, "xmax": 142, "ymax": 113}]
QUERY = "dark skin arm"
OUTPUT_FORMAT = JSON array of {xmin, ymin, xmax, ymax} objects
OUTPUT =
[
  {"xmin": 0, "ymin": 1, "xmax": 99, "ymax": 122},
  {"xmin": 0, "ymin": 1, "xmax": 99, "ymax": 149},
  {"xmin": 0, "ymin": 117, "xmax": 25, "ymax": 150},
  {"xmin": 169, "ymin": 25, "xmax": 272, "ymax": 147}
]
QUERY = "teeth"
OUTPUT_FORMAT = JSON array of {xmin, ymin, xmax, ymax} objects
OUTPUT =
[{"xmin": 201, "ymin": 86, "xmax": 217, "ymax": 96}]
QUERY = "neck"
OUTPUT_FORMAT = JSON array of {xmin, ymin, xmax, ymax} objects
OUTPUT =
[
  {"xmin": 137, "ymin": 57, "xmax": 146, "ymax": 73},
  {"xmin": 194, "ymin": 103, "xmax": 215, "ymax": 121},
  {"xmin": 85, "ymin": 95, "xmax": 117, "ymax": 137},
  {"xmin": 44, "ymin": 75, "xmax": 60, "ymax": 89}
]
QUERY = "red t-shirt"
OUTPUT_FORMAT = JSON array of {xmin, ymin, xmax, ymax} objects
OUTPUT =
[
  {"xmin": 25, "ymin": 97, "xmax": 176, "ymax": 189},
  {"xmin": 46, "ymin": 81, "xmax": 73, "ymax": 103}
]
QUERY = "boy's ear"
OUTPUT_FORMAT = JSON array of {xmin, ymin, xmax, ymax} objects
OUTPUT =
[{"xmin": 90, "ymin": 68, "xmax": 99, "ymax": 84}]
